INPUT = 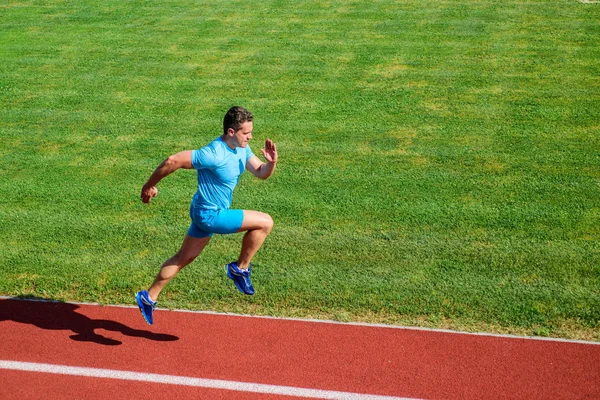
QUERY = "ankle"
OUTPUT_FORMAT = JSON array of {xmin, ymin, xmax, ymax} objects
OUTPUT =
[
  {"xmin": 236, "ymin": 261, "xmax": 250, "ymax": 270},
  {"xmin": 147, "ymin": 291, "xmax": 158, "ymax": 303}
]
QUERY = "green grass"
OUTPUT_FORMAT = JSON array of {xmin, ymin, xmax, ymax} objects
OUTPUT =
[{"xmin": 1, "ymin": 0, "xmax": 599, "ymax": 341}]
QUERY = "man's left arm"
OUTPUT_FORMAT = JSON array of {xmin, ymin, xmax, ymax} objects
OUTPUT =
[{"xmin": 246, "ymin": 139, "xmax": 278, "ymax": 180}]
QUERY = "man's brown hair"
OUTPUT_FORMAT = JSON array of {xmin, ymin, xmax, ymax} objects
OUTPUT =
[{"xmin": 223, "ymin": 106, "xmax": 253, "ymax": 134}]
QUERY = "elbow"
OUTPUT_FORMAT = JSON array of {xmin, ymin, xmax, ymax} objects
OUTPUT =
[
  {"xmin": 164, "ymin": 156, "xmax": 181, "ymax": 171},
  {"xmin": 258, "ymin": 170, "xmax": 272, "ymax": 180},
  {"xmin": 258, "ymin": 163, "xmax": 275, "ymax": 180},
  {"xmin": 254, "ymin": 166, "xmax": 268, "ymax": 180}
]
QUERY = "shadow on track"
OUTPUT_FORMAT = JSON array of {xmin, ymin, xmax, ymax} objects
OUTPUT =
[{"xmin": 0, "ymin": 297, "xmax": 178, "ymax": 346}]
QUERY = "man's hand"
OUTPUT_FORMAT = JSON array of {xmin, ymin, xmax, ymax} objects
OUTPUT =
[
  {"xmin": 141, "ymin": 184, "xmax": 158, "ymax": 204},
  {"xmin": 261, "ymin": 139, "xmax": 278, "ymax": 164}
]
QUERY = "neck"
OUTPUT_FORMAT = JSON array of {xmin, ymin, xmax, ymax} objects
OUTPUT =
[{"xmin": 222, "ymin": 134, "xmax": 237, "ymax": 150}]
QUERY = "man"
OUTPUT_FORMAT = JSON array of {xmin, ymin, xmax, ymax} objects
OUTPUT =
[{"xmin": 135, "ymin": 106, "xmax": 277, "ymax": 325}]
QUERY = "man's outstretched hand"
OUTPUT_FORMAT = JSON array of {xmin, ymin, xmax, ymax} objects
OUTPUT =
[{"xmin": 261, "ymin": 139, "xmax": 278, "ymax": 164}]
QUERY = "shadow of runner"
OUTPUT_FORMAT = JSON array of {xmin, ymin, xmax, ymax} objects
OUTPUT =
[{"xmin": 0, "ymin": 297, "xmax": 178, "ymax": 346}]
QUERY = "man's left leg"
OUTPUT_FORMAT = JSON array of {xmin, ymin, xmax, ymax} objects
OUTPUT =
[
  {"xmin": 225, "ymin": 210, "xmax": 273, "ymax": 295},
  {"xmin": 237, "ymin": 210, "xmax": 274, "ymax": 269}
]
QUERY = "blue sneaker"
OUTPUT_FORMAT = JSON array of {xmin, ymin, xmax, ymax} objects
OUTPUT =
[
  {"xmin": 135, "ymin": 290, "xmax": 156, "ymax": 325},
  {"xmin": 226, "ymin": 262, "xmax": 254, "ymax": 295}
]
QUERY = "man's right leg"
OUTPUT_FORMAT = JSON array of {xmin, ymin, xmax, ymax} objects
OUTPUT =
[
  {"xmin": 137, "ymin": 234, "xmax": 210, "ymax": 325},
  {"xmin": 148, "ymin": 234, "xmax": 211, "ymax": 301}
]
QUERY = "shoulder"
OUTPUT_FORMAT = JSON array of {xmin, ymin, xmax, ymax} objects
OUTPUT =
[
  {"xmin": 208, "ymin": 136, "xmax": 230, "ymax": 155},
  {"xmin": 192, "ymin": 137, "xmax": 223, "ymax": 168},
  {"xmin": 197, "ymin": 137, "xmax": 226, "ymax": 155}
]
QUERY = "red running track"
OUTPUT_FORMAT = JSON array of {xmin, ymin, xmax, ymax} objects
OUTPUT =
[{"xmin": 0, "ymin": 298, "xmax": 598, "ymax": 399}]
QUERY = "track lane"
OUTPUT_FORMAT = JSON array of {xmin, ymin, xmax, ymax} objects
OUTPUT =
[{"xmin": 0, "ymin": 298, "xmax": 598, "ymax": 399}]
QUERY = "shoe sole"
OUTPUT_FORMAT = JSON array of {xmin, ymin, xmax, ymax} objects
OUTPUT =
[
  {"xmin": 225, "ymin": 265, "xmax": 254, "ymax": 295},
  {"xmin": 135, "ymin": 292, "xmax": 154, "ymax": 325}
]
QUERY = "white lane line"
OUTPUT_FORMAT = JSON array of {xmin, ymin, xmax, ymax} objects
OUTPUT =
[
  {"xmin": 2, "ymin": 296, "xmax": 597, "ymax": 345},
  {"xmin": 0, "ymin": 360, "xmax": 419, "ymax": 400}
]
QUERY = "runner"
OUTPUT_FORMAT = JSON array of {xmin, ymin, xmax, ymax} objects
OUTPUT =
[{"xmin": 135, "ymin": 106, "xmax": 278, "ymax": 325}]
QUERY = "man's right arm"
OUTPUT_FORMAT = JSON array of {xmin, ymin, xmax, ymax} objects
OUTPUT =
[{"xmin": 141, "ymin": 150, "xmax": 193, "ymax": 204}]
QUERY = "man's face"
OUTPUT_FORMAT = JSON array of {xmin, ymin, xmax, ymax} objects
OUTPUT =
[{"xmin": 231, "ymin": 121, "xmax": 253, "ymax": 148}]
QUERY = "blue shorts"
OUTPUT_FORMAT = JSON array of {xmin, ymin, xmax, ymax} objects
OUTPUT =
[{"xmin": 188, "ymin": 206, "xmax": 244, "ymax": 238}]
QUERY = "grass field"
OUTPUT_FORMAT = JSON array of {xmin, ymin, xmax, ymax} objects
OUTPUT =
[{"xmin": 1, "ymin": 0, "xmax": 599, "ymax": 341}]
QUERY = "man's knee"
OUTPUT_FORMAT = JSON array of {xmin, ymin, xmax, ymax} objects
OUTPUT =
[
  {"xmin": 263, "ymin": 214, "xmax": 274, "ymax": 233},
  {"xmin": 254, "ymin": 213, "xmax": 273, "ymax": 234},
  {"xmin": 174, "ymin": 251, "xmax": 198, "ymax": 267},
  {"xmin": 240, "ymin": 210, "xmax": 274, "ymax": 233}
]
